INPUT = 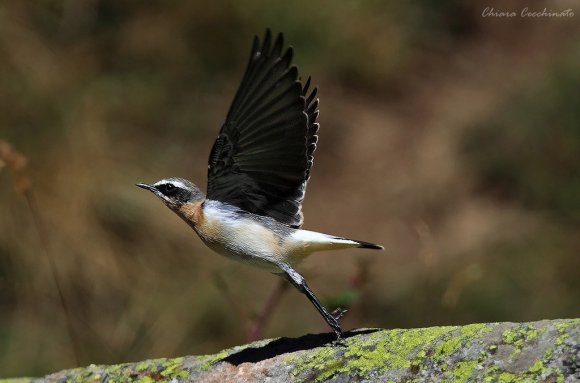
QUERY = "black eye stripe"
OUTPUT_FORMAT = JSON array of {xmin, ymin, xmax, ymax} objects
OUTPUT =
[
  {"xmin": 151, "ymin": 179, "xmax": 199, "ymax": 203},
  {"xmin": 157, "ymin": 183, "xmax": 177, "ymax": 194}
]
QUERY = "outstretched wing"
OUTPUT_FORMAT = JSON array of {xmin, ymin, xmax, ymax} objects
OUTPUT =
[{"xmin": 206, "ymin": 30, "xmax": 319, "ymax": 228}]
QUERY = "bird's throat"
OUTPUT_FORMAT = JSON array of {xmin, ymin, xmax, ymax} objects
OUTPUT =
[{"xmin": 176, "ymin": 200, "xmax": 205, "ymax": 230}]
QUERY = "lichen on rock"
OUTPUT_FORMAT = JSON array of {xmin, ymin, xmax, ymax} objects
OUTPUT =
[{"xmin": 2, "ymin": 318, "xmax": 578, "ymax": 383}]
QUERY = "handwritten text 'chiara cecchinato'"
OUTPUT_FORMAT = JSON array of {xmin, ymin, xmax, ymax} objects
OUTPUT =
[{"xmin": 482, "ymin": 7, "xmax": 574, "ymax": 18}]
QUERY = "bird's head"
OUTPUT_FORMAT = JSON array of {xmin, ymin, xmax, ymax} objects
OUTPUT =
[{"xmin": 136, "ymin": 177, "xmax": 205, "ymax": 211}]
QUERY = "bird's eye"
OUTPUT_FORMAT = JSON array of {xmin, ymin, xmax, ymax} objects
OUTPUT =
[{"xmin": 165, "ymin": 183, "xmax": 175, "ymax": 192}]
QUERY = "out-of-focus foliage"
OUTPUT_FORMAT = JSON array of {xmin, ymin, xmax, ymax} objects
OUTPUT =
[
  {"xmin": 462, "ymin": 52, "xmax": 580, "ymax": 222},
  {"xmin": 0, "ymin": 0, "xmax": 579, "ymax": 377}
]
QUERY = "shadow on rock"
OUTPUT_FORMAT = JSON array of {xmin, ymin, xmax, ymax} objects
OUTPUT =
[{"xmin": 222, "ymin": 328, "xmax": 381, "ymax": 365}]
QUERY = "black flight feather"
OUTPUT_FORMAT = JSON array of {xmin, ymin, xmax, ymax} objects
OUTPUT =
[{"xmin": 207, "ymin": 29, "xmax": 319, "ymax": 228}]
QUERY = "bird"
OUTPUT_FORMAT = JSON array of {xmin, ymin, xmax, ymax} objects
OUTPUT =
[{"xmin": 137, "ymin": 29, "xmax": 383, "ymax": 342}]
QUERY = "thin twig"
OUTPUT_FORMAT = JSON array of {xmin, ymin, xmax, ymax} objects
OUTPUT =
[
  {"xmin": 0, "ymin": 140, "xmax": 82, "ymax": 365},
  {"xmin": 24, "ymin": 191, "xmax": 82, "ymax": 365},
  {"xmin": 247, "ymin": 279, "xmax": 289, "ymax": 342}
]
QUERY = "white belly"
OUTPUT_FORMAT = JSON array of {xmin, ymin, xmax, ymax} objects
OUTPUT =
[
  {"xmin": 193, "ymin": 202, "xmax": 290, "ymax": 272},
  {"xmin": 187, "ymin": 200, "xmax": 353, "ymax": 272}
]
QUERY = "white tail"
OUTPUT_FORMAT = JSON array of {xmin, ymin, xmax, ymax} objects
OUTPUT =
[{"xmin": 291, "ymin": 229, "xmax": 384, "ymax": 252}]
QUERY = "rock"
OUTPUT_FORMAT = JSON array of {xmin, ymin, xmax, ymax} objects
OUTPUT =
[{"xmin": 4, "ymin": 319, "xmax": 579, "ymax": 383}]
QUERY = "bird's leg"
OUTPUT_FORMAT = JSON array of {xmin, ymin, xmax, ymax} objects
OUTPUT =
[{"xmin": 277, "ymin": 263, "xmax": 344, "ymax": 343}]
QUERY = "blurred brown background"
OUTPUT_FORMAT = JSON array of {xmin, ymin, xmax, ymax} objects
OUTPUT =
[{"xmin": 1, "ymin": 0, "xmax": 579, "ymax": 377}]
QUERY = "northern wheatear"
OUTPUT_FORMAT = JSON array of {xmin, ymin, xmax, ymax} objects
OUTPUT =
[{"xmin": 137, "ymin": 30, "xmax": 383, "ymax": 342}]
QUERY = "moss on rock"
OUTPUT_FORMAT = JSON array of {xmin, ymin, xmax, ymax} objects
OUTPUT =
[{"xmin": 2, "ymin": 319, "xmax": 578, "ymax": 383}]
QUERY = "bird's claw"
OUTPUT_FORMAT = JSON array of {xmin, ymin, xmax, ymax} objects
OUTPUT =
[
  {"xmin": 331, "ymin": 335, "xmax": 347, "ymax": 346},
  {"xmin": 327, "ymin": 311, "xmax": 347, "ymax": 346},
  {"xmin": 331, "ymin": 307, "xmax": 348, "ymax": 321}
]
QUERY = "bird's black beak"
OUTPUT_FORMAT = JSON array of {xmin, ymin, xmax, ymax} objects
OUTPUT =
[{"xmin": 136, "ymin": 183, "xmax": 156, "ymax": 192}]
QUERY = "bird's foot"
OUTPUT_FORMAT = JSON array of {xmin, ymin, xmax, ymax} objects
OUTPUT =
[
  {"xmin": 331, "ymin": 307, "xmax": 348, "ymax": 321},
  {"xmin": 331, "ymin": 329, "xmax": 346, "ymax": 346},
  {"xmin": 327, "ymin": 308, "xmax": 348, "ymax": 346}
]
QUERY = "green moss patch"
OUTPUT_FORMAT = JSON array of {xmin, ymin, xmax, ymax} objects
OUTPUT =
[{"xmin": 287, "ymin": 324, "xmax": 493, "ymax": 382}]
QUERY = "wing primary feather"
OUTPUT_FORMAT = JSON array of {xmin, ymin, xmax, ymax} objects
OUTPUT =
[
  {"xmin": 233, "ymin": 49, "xmax": 295, "ymax": 123},
  {"xmin": 226, "ymin": 36, "xmax": 261, "ymax": 121},
  {"xmin": 236, "ymin": 100, "xmax": 305, "ymax": 141},
  {"xmin": 306, "ymin": 88, "xmax": 318, "ymax": 106},
  {"xmin": 306, "ymin": 98, "xmax": 319, "ymax": 116},
  {"xmin": 281, "ymin": 47, "xmax": 294, "ymax": 68},
  {"xmin": 234, "ymin": 64, "xmax": 298, "ymax": 129},
  {"xmin": 229, "ymin": 57, "xmax": 270, "ymax": 121},
  {"xmin": 261, "ymin": 29, "xmax": 272, "ymax": 56},
  {"xmin": 235, "ymin": 76, "xmax": 302, "ymax": 132},
  {"xmin": 250, "ymin": 35, "xmax": 260, "ymax": 61},
  {"xmin": 271, "ymin": 32, "xmax": 284, "ymax": 57},
  {"xmin": 227, "ymin": 31, "xmax": 279, "ymax": 122},
  {"xmin": 303, "ymin": 76, "xmax": 311, "ymax": 95}
]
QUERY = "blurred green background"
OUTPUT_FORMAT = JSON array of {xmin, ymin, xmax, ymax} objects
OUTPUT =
[{"xmin": 1, "ymin": 0, "xmax": 579, "ymax": 377}]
